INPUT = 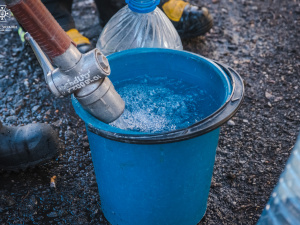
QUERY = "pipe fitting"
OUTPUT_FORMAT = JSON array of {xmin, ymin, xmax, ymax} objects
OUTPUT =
[
  {"xmin": 48, "ymin": 47, "xmax": 110, "ymax": 97},
  {"xmin": 75, "ymin": 78, "xmax": 125, "ymax": 123},
  {"xmin": 25, "ymin": 33, "xmax": 124, "ymax": 123}
]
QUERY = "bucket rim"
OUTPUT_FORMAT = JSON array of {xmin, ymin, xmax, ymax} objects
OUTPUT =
[{"xmin": 72, "ymin": 48, "xmax": 244, "ymax": 144}]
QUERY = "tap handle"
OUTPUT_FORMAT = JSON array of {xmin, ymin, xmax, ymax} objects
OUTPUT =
[
  {"xmin": 6, "ymin": 0, "xmax": 74, "ymax": 60},
  {"xmin": 24, "ymin": 33, "xmax": 54, "ymax": 82}
]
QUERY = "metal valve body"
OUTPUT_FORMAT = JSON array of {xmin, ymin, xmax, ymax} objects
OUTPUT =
[
  {"xmin": 6, "ymin": 0, "xmax": 124, "ymax": 123},
  {"xmin": 25, "ymin": 33, "xmax": 125, "ymax": 123},
  {"xmin": 47, "ymin": 44, "xmax": 110, "ymax": 97}
]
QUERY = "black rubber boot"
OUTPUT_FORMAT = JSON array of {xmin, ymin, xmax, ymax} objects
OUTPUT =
[
  {"xmin": 95, "ymin": 0, "xmax": 213, "ymax": 39},
  {"xmin": 17, "ymin": 0, "xmax": 92, "ymax": 54},
  {"xmin": 160, "ymin": 0, "xmax": 213, "ymax": 39},
  {"xmin": 0, "ymin": 121, "xmax": 59, "ymax": 171}
]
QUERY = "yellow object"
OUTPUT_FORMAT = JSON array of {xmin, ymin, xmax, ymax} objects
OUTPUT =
[
  {"xmin": 50, "ymin": 175, "xmax": 57, "ymax": 188},
  {"xmin": 66, "ymin": 29, "xmax": 90, "ymax": 46},
  {"xmin": 18, "ymin": 27, "xmax": 25, "ymax": 43},
  {"xmin": 162, "ymin": 0, "xmax": 188, "ymax": 22}
]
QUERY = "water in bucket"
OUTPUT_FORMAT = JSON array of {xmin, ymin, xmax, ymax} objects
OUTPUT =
[
  {"xmin": 72, "ymin": 49, "xmax": 244, "ymax": 225},
  {"xmin": 110, "ymin": 75, "xmax": 220, "ymax": 133}
]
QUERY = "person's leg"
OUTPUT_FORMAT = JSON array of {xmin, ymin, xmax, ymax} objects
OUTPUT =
[
  {"xmin": 95, "ymin": 0, "xmax": 126, "ymax": 26},
  {"xmin": 94, "ymin": 0, "xmax": 213, "ymax": 39},
  {"xmin": 18, "ymin": 0, "xmax": 92, "ymax": 53},
  {"xmin": 42, "ymin": 0, "xmax": 75, "ymax": 31},
  {"xmin": 0, "ymin": 121, "xmax": 59, "ymax": 171},
  {"xmin": 43, "ymin": 0, "xmax": 92, "ymax": 53},
  {"xmin": 160, "ymin": 0, "xmax": 213, "ymax": 39}
]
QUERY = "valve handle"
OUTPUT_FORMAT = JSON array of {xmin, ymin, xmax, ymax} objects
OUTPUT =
[{"xmin": 6, "ymin": 0, "xmax": 74, "ymax": 60}]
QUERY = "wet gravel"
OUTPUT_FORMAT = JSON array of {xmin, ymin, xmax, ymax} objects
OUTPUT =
[{"xmin": 0, "ymin": 0, "xmax": 300, "ymax": 224}]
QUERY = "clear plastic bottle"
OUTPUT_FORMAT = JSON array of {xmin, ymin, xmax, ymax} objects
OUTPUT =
[
  {"xmin": 96, "ymin": 0, "xmax": 183, "ymax": 56},
  {"xmin": 257, "ymin": 133, "xmax": 300, "ymax": 225}
]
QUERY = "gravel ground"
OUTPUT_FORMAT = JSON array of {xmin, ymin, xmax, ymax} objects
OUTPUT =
[{"xmin": 0, "ymin": 0, "xmax": 299, "ymax": 224}]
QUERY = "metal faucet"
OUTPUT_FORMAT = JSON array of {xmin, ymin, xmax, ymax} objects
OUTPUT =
[
  {"xmin": 6, "ymin": 0, "xmax": 125, "ymax": 123},
  {"xmin": 25, "ymin": 33, "xmax": 125, "ymax": 123}
]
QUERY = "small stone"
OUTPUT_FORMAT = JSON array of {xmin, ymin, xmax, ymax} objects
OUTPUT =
[
  {"xmin": 65, "ymin": 130, "xmax": 75, "ymax": 139},
  {"xmin": 218, "ymin": 38, "xmax": 227, "ymax": 44},
  {"xmin": 227, "ymin": 173, "xmax": 236, "ymax": 179},
  {"xmin": 47, "ymin": 211, "xmax": 58, "ymax": 218},
  {"xmin": 243, "ymin": 119, "xmax": 249, "ymax": 123},
  {"xmin": 58, "ymin": 209, "xmax": 66, "ymax": 217},
  {"xmin": 6, "ymin": 97, "xmax": 13, "ymax": 102},
  {"xmin": 52, "ymin": 120, "xmax": 62, "ymax": 127},
  {"xmin": 45, "ymin": 109, "xmax": 51, "ymax": 115},
  {"xmin": 6, "ymin": 116, "xmax": 17, "ymax": 122},
  {"xmin": 265, "ymin": 91, "xmax": 274, "ymax": 100},
  {"xmin": 32, "ymin": 105, "xmax": 41, "ymax": 113},
  {"xmin": 221, "ymin": 8, "xmax": 228, "ymax": 13},
  {"xmin": 83, "ymin": 142, "xmax": 89, "ymax": 148},
  {"xmin": 19, "ymin": 70, "xmax": 27, "ymax": 77},
  {"xmin": 15, "ymin": 107, "xmax": 21, "ymax": 115},
  {"xmin": 227, "ymin": 120, "xmax": 235, "ymax": 126},
  {"xmin": 6, "ymin": 88, "xmax": 15, "ymax": 96},
  {"xmin": 15, "ymin": 99, "xmax": 25, "ymax": 108},
  {"xmin": 24, "ymin": 79, "xmax": 29, "ymax": 87},
  {"xmin": 228, "ymin": 45, "xmax": 238, "ymax": 51},
  {"xmin": 82, "ymin": 136, "xmax": 88, "ymax": 141},
  {"xmin": 274, "ymin": 97, "xmax": 283, "ymax": 102},
  {"xmin": 12, "ymin": 47, "xmax": 22, "ymax": 53}
]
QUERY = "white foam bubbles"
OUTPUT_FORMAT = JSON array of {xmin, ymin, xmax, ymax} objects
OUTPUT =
[{"xmin": 110, "ymin": 75, "xmax": 216, "ymax": 133}]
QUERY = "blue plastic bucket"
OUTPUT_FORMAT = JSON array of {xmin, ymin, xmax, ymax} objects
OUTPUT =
[{"xmin": 72, "ymin": 48, "xmax": 244, "ymax": 225}]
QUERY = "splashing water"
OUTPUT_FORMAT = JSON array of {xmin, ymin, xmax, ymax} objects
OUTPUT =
[{"xmin": 110, "ymin": 75, "xmax": 218, "ymax": 133}]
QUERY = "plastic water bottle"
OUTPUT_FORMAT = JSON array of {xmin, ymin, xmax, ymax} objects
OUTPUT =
[
  {"xmin": 257, "ymin": 133, "xmax": 300, "ymax": 225},
  {"xmin": 96, "ymin": 0, "xmax": 183, "ymax": 55}
]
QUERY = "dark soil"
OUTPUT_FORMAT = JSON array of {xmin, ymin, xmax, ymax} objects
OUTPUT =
[{"xmin": 0, "ymin": 0, "xmax": 299, "ymax": 224}]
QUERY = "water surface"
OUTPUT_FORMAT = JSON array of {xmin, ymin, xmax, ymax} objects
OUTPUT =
[{"xmin": 110, "ymin": 75, "xmax": 218, "ymax": 133}]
